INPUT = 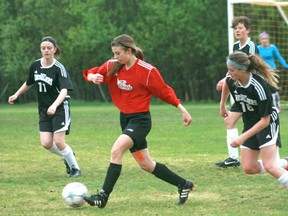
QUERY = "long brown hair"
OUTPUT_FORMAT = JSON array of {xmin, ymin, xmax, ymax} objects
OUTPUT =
[
  {"xmin": 108, "ymin": 34, "xmax": 144, "ymax": 77},
  {"xmin": 228, "ymin": 51, "xmax": 280, "ymax": 90}
]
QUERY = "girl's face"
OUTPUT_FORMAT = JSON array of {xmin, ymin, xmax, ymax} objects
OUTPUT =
[
  {"xmin": 227, "ymin": 65, "xmax": 244, "ymax": 81},
  {"xmin": 233, "ymin": 23, "xmax": 250, "ymax": 41},
  {"xmin": 40, "ymin": 41, "xmax": 56, "ymax": 59},
  {"xmin": 259, "ymin": 36, "xmax": 269, "ymax": 47},
  {"xmin": 111, "ymin": 46, "xmax": 131, "ymax": 65}
]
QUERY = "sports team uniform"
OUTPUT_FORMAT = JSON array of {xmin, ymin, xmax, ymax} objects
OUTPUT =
[
  {"xmin": 226, "ymin": 73, "xmax": 280, "ymax": 150},
  {"xmin": 26, "ymin": 58, "xmax": 73, "ymax": 134},
  {"xmin": 83, "ymin": 58, "xmax": 180, "ymax": 152},
  {"xmin": 233, "ymin": 37, "xmax": 258, "ymax": 56},
  {"xmin": 230, "ymin": 38, "xmax": 259, "ymax": 113}
]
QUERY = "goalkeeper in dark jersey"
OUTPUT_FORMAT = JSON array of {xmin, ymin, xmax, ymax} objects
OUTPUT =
[{"xmin": 8, "ymin": 36, "xmax": 81, "ymax": 177}]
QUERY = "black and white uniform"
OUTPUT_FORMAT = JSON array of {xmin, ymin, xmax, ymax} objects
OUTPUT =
[
  {"xmin": 26, "ymin": 58, "xmax": 73, "ymax": 134},
  {"xmin": 233, "ymin": 38, "xmax": 258, "ymax": 56},
  {"xmin": 226, "ymin": 73, "xmax": 280, "ymax": 150},
  {"xmin": 230, "ymin": 38, "xmax": 259, "ymax": 112}
]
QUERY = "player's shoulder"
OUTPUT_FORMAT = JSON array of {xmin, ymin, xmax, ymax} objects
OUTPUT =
[
  {"xmin": 248, "ymin": 40, "xmax": 258, "ymax": 54},
  {"xmin": 234, "ymin": 40, "xmax": 240, "ymax": 45},
  {"xmin": 31, "ymin": 58, "xmax": 41, "ymax": 65},
  {"xmin": 226, "ymin": 76, "xmax": 234, "ymax": 85},
  {"xmin": 248, "ymin": 40, "xmax": 257, "ymax": 48},
  {"xmin": 137, "ymin": 59, "xmax": 155, "ymax": 71},
  {"xmin": 106, "ymin": 59, "xmax": 118, "ymax": 66},
  {"xmin": 251, "ymin": 73, "xmax": 267, "ymax": 85},
  {"xmin": 54, "ymin": 59, "xmax": 66, "ymax": 68},
  {"xmin": 252, "ymin": 73, "xmax": 262, "ymax": 79},
  {"xmin": 29, "ymin": 58, "xmax": 41, "ymax": 70},
  {"xmin": 269, "ymin": 44, "xmax": 278, "ymax": 49}
]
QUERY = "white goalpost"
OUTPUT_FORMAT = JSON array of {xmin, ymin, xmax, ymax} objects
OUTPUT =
[{"xmin": 227, "ymin": 0, "xmax": 288, "ymax": 105}]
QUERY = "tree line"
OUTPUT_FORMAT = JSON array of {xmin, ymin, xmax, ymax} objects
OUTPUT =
[{"xmin": 0, "ymin": 0, "xmax": 228, "ymax": 103}]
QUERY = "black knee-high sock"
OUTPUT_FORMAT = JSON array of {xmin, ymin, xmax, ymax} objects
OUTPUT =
[
  {"xmin": 152, "ymin": 162, "xmax": 186, "ymax": 187},
  {"xmin": 102, "ymin": 163, "xmax": 122, "ymax": 196}
]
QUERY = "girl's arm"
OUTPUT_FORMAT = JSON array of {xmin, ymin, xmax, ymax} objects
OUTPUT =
[
  {"xmin": 177, "ymin": 104, "xmax": 192, "ymax": 126},
  {"xmin": 8, "ymin": 82, "xmax": 32, "ymax": 104},
  {"xmin": 47, "ymin": 89, "xmax": 68, "ymax": 115},
  {"xmin": 219, "ymin": 78, "xmax": 230, "ymax": 117},
  {"xmin": 273, "ymin": 45, "xmax": 288, "ymax": 69},
  {"xmin": 230, "ymin": 115, "xmax": 270, "ymax": 147}
]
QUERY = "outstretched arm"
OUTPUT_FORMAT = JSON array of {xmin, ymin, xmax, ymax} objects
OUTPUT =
[{"xmin": 273, "ymin": 45, "xmax": 288, "ymax": 69}]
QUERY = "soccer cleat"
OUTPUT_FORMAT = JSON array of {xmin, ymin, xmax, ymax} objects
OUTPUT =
[
  {"xmin": 215, "ymin": 157, "xmax": 240, "ymax": 168},
  {"xmin": 177, "ymin": 180, "xmax": 194, "ymax": 205},
  {"xmin": 69, "ymin": 168, "xmax": 81, "ymax": 178},
  {"xmin": 84, "ymin": 191, "xmax": 108, "ymax": 208},
  {"xmin": 62, "ymin": 159, "xmax": 72, "ymax": 174},
  {"xmin": 62, "ymin": 151, "xmax": 76, "ymax": 174}
]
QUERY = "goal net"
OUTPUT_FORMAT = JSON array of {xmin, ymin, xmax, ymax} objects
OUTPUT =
[{"xmin": 227, "ymin": 0, "xmax": 288, "ymax": 106}]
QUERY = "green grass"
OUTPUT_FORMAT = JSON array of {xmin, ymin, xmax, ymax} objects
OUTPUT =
[{"xmin": 1, "ymin": 102, "xmax": 288, "ymax": 216}]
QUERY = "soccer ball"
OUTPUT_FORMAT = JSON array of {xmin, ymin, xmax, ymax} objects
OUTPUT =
[{"xmin": 62, "ymin": 182, "xmax": 88, "ymax": 208}]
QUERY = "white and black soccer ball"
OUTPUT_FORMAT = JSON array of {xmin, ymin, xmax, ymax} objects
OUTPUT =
[{"xmin": 62, "ymin": 182, "xmax": 88, "ymax": 208}]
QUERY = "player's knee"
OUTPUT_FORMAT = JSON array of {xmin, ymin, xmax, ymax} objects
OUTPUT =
[
  {"xmin": 224, "ymin": 116, "xmax": 237, "ymax": 128},
  {"xmin": 139, "ymin": 163, "xmax": 154, "ymax": 173},
  {"xmin": 111, "ymin": 148, "xmax": 124, "ymax": 161},
  {"xmin": 263, "ymin": 163, "xmax": 275, "ymax": 174},
  {"xmin": 242, "ymin": 165, "xmax": 259, "ymax": 174},
  {"xmin": 41, "ymin": 140, "xmax": 52, "ymax": 149}
]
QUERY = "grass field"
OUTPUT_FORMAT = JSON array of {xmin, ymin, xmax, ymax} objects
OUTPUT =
[{"xmin": 1, "ymin": 102, "xmax": 288, "ymax": 216}]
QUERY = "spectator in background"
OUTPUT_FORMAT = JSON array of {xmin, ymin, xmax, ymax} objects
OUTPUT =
[{"xmin": 258, "ymin": 31, "xmax": 288, "ymax": 113}]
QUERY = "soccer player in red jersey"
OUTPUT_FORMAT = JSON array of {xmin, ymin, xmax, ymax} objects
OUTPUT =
[{"xmin": 82, "ymin": 34, "xmax": 194, "ymax": 208}]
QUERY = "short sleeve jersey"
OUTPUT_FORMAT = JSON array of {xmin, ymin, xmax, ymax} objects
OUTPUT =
[
  {"xmin": 233, "ymin": 38, "xmax": 259, "ymax": 54},
  {"xmin": 26, "ymin": 58, "xmax": 73, "ymax": 112},
  {"xmin": 226, "ymin": 73, "xmax": 276, "ymax": 129}
]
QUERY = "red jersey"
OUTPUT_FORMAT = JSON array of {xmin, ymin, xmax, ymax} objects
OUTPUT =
[{"xmin": 83, "ymin": 58, "xmax": 180, "ymax": 114}]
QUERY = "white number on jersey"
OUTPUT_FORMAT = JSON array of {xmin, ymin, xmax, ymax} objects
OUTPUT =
[
  {"xmin": 239, "ymin": 102, "xmax": 254, "ymax": 112},
  {"xmin": 38, "ymin": 82, "xmax": 47, "ymax": 92}
]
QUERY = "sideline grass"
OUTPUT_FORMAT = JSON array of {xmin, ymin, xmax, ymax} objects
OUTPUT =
[{"xmin": 0, "ymin": 102, "xmax": 287, "ymax": 216}]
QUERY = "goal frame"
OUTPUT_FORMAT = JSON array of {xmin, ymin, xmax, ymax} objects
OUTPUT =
[
  {"xmin": 227, "ymin": 0, "xmax": 288, "ymax": 54},
  {"xmin": 227, "ymin": 0, "xmax": 288, "ymax": 104}
]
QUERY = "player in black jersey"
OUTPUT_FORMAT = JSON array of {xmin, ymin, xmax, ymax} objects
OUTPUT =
[
  {"xmin": 216, "ymin": 16, "xmax": 259, "ymax": 168},
  {"xmin": 225, "ymin": 51, "xmax": 288, "ymax": 186},
  {"xmin": 8, "ymin": 36, "xmax": 81, "ymax": 177}
]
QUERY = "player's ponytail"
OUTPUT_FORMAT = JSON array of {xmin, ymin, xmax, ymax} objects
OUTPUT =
[
  {"xmin": 248, "ymin": 55, "xmax": 280, "ymax": 90},
  {"xmin": 227, "ymin": 51, "xmax": 280, "ymax": 90}
]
